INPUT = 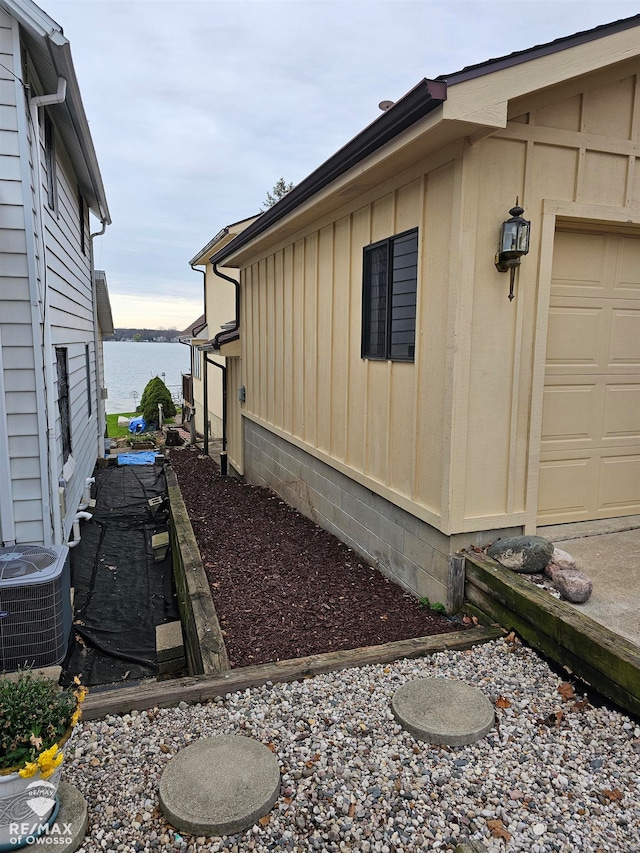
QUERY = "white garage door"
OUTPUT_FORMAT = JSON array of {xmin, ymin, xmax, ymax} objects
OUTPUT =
[{"xmin": 538, "ymin": 228, "xmax": 640, "ymax": 525}]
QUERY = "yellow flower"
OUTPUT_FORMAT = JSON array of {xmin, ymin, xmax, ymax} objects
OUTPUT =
[
  {"xmin": 37, "ymin": 744, "xmax": 60, "ymax": 767},
  {"xmin": 18, "ymin": 762, "xmax": 38, "ymax": 779},
  {"xmin": 70, "ymin": 709, "xmax": 82, "ymax": 727},
  {"xmin": 73, "ymin": 686, "xmax": 88, "ymax": 704},
  {"xmin": 35, "ymin": 743, "xmax": 64, "ymax": 778},
  {"xmin": 40, "ymin": 751, "xmax": 63, "ymax": 779}
]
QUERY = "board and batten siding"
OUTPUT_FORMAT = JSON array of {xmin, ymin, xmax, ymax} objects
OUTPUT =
[
  {"xmin": 238, "ymin": 58, "xmax": 640, "ymax": 538},
  {"xmin": 241, "ymin": 163, "xmax": 457, "ymax": 531},
  {"xmin": 459, "ymin": 60, "xmax": 640, "ymax": 532}
]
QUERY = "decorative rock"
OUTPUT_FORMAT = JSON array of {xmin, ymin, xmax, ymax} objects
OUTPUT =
[
  {"xmin": 546, "ymin": 547, "xmax": 577, "ymax": 578},
  {"xmin": 551, "ymin": 547, "xmax": 576, "ymax": 570},
  {"xmin": 487, "ymin": 536, "xmax": 554, "ymax": 574},
  {"xmin": 551, "ymin": 568, "xmax": 593, "ymax": 603}
]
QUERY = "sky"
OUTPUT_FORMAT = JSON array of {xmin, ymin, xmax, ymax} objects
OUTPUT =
[{"xmin": 42, "ymin": 0, "xmax": 640, "ymax": 331}]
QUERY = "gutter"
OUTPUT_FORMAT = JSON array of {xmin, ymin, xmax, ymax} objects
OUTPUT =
[{"xmin": 210, "ymin": 78, "xmax": 447, "ymax": 266}]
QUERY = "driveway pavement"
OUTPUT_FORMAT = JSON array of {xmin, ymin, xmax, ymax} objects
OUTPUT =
[{"xmin": 538, "ymin": 516, "xmax": 640, "ymax": 647}]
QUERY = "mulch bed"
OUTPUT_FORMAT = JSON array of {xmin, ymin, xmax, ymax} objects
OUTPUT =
[{"xmin": 168, "ymin": 446, "xmax": 471, "ymax": 668}]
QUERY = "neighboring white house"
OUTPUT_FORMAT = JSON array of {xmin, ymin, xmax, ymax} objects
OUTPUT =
[{"xmin": 0, "ymin": 0, "xmax": 112, "ymax": 548}]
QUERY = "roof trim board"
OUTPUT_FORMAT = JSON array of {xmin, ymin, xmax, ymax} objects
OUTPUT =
[
  {"xmin": 210, "ymin": 14, "xmax": 640, "ymax": 268},
  {"xmin": 209, "ymin": 78, "xmax": 447, "ymax": 265},
  {"xmin": 189, "ymin": 214, "xmax": 261, "ymax": 266}
]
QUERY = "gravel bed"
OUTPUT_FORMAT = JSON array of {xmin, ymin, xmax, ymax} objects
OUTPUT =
[{"xmin": 64, "ymin": 638, "xmax": 640, "ymax": 852}]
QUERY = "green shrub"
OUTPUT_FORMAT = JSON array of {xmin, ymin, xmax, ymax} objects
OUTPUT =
[
  {"xmin": 0, "ymin": 672, "xmax": 80, "ymax": 772},
  {"xmin": 139, "ymin": 376, "xmax": 176, "ymax": 425}
]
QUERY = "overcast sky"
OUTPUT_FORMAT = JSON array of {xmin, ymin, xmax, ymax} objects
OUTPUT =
[{"xmin": 43, "ymin": 0, "xmax": 640, "ymax": 331}]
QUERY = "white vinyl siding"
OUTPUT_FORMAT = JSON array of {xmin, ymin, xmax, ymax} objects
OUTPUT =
[
  {"xmin": 1, "ymin": 8, "xmax": 104, "ymax": 545},
  {"xmin": 0, "ymin": 8, "xmax": 43, "ymax": 544}
]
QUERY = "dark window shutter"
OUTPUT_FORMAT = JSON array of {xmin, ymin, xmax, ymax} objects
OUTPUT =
[{"xmin": 362, "ymin": 243, "xmax": 388, "ymax": 358}]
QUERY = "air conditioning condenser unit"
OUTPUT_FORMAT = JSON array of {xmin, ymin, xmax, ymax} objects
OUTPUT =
[{"xmin": 0, "ymin": 544, "xmax": 71, "ymax": 672}]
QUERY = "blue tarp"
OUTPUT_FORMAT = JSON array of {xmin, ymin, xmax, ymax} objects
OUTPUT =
[
  {"xmin": 128, "ymin": 416, "xmax": 146, "ymax": 434},
  {"xmin": 117, "ymin": 451, "xmax": 158, "ymax": 466}
]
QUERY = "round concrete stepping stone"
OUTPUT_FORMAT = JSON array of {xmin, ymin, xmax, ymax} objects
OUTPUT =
[
  {"xmin": 159, "ymin": 735, "xmax": 280, "ymax": 836},
  {"xmin": 391, "ymin": 677, "xmax": 494, "ymax": 745},
  {"xmin": 46, "ymin": 782, "xmax": 88, "ymax": 851}
]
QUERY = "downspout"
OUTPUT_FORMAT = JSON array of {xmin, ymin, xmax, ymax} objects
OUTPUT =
[
  {"xmin": 0, "ymin": 328, "xmax": 16, "ymax": 546},
  {"xmin": 210, "ymin": 261, "xmax": 240, "ymax": 347},
  {"xmin": 204, "ymin": 355, "xmax": 227, "ymax": 475},
  {"xmin": 207, "ymin": 261, "xmax": 240, "ymax": 475},
  {"xmin": 178, "ymin": 337, "xmax": 196, "ymax": 444},
  {"xmin": 203, "ymin": 352, "xmax": 209, "ymax": 457},
  {"xmin": 188, "ymin": 263, "xmax": 206, "ymax": 446},
  {"xmin": 29, "ymin": 77, "xmax": 68, "ymax": 546},
  {"xmin": 90, "ymin": 224, "xmax": 109, "ymax": 460}
]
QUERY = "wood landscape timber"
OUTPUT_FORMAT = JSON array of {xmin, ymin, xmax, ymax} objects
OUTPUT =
[
  {"xmin": 463, "ymin": 551, "xmax": 640, "ymax": 718},
  {"xmin": 83, "ymin": 626, "xmax": 501, "ymax": 720}
]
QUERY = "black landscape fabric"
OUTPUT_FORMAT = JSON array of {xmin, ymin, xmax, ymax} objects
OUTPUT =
[{"xmin": 61, "ymin": 460, "xmax": 180, "ymax": 687}]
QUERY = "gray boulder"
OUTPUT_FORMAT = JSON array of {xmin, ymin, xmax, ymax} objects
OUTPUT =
[
  {"xmin": 487, "ymin": 536, "xmax": 554, "ymax": 574},
  {"xmin": 551, "ymin": 568, "xmax": 593, "ymax": 604}
]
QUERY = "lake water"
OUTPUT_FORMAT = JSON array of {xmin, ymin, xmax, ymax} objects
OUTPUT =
[{"xmin": 103, "ymin": 341, "xmax": 190, "ymax": 414}]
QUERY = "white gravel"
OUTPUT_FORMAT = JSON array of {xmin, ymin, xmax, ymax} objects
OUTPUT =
[{"xmin": 64, "ymin": 638, "xmax": 640, "ymax": 852}]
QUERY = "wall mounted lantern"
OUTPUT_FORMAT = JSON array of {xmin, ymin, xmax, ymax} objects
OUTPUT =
[{"xmin": 495, "ymin": 199, "xmax": 531, "ymax": 301}]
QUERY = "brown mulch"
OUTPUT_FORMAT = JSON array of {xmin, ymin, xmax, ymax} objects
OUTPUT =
[{"xmin": 168, "ymin": 446, "xmax": 471, "ymax": 668}]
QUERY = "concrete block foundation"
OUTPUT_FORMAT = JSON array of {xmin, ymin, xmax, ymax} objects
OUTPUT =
[{"xmin": 243, "ymin": 420, "xmax": 521, "ymax": 607}]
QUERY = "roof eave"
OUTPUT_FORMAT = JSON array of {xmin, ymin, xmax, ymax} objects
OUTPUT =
[
  {"xmin": 210, "ymin": 78, "xmax": 447, "ymax": 266},
  {"xmin": 1, "ymin": 0, "xmax": 111, "ymax": 223},
  {"xmin": 52, "ymin": 40, "xmax": 111, "ymax": 223},
  {"xmin": 189, "ymin": 214, "xmax": 262, "ymax": 266},
  {"xmin": 439, "ymin": 13, "xmax": 640, "ymax": 85}
]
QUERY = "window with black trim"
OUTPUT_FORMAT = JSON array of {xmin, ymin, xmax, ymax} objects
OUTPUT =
[
  {"xmin": 361, "ymin": 228, "xmax": 418, "ymax": 361},
  {"xmin": 56, "ymin": 348, "xmax": 72, "ymax": 463},
  {"xmin": 44, "ymin": 112, "xmax": 58, "ymax": 211}
]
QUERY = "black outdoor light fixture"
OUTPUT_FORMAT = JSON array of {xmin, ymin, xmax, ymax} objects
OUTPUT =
[{"xmin": 495, "ymin": 199, "xmax": 531, "ymax": 301}]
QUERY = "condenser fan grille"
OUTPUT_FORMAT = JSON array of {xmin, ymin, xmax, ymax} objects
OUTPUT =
[{"xmin": 0, "ymin": 546, "xmax": 58, "ymax": 580}]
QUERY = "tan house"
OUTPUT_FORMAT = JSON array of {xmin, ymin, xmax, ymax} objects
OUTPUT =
[
  {"xmin": 186, "ymin": 216, "xmax": 258, "ymax": 456},
  {"xmin": 206, "ymin": 16, "xmax": 640, "ymax": 605}
]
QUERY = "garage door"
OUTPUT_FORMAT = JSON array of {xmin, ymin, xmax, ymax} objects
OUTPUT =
[{"xmin": 538, "ymin": 228, "xmax": 640, "ymax": 525}]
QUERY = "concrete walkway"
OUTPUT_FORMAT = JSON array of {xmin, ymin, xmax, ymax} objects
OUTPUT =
[{"xmin": 538, "ymin": 516, "xmax": 640, "ymax": 647}]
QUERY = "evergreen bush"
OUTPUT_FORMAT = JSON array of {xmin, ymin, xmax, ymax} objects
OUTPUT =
[{"xmin": 139, "ymin": 376, "xmax": 176, "ymax": 425}]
